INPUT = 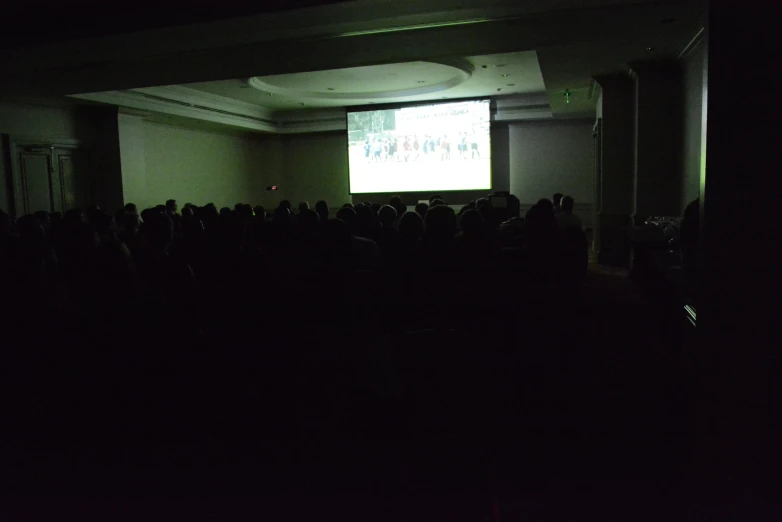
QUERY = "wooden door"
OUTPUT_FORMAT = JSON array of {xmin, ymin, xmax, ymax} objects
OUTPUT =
[
  {"xmin": 54, "ymin": 148, "xmax": 90, "ymax": 212},
  {"xmin": 17, "ymin": 149, "xmax": 55, "ymax": 215},
  {"xmin": 8, "ymin": 139, "xmax": 90, "ymax": 217}
]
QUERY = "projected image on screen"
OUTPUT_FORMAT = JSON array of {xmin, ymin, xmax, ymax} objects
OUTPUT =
[{"xmin": 347, "ymin": 100, "xmax": 491, "ymax": 194}]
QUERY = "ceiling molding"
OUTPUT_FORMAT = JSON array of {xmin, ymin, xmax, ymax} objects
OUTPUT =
[
  {"xmin": 69, "ymin": 90, "xmax": 278, "ymax": 133},
  {"xmin": 71, "ymin": 87, "xmax": 554, "ymax": 132},
  {"xmin": 248, "ymin": 58, "xmax": 474, "ymax": 101}
]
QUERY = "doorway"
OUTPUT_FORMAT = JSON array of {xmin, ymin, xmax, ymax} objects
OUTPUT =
[{"xmin": 4, "ymin": 136, "xmax": 91, "ymax": 216}]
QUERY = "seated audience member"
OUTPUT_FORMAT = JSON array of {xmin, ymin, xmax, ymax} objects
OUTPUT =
[
  {"xmin": 556, "ymin": 196, "xmax": 582, "ymax": 230},
  {"xmin": 253, "ymin": 205, "xmax": 265, "ymax": 218},
  {"xmin": 374, "ymin": 205, "xmax": 398, "ymax": 256},
  {"xmin": 336, "ymin": 207, "xmax": 358, "ymax": 236},
  {"xmin": 315, "ymin": 200, "xmax": 329, "ymax": 223},
  {"xmin": 389, "ymin": 196, "xmax": 406, "ymax": 219},
  {"xmin": 298, "ymin": 202, "xmax": 310, "ymax": 215},
  {"xmin": 371, "ymin": 202, "xmax": 382, "ymax": 214},
  {"xmin": 553, "ymin": 193, "xmax": 564, "ymax": 214},
  {"xmin": 414, "ymin": 202, "xmax": 429, "ymax": 217}
]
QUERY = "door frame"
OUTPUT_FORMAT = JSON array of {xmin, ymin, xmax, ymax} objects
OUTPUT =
[{"xmin": 5, "ymin": 135, "xmax": 82, "ymax": 216}]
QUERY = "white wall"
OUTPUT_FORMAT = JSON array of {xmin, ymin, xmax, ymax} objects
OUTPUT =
[
  {"xmin": 278, "ymin": 133, "xmax": 351, "ymax": 208},
  {"xmin": 680, "ymin": 38, "xmax": 706, "ymax": 212},
  {"xmin": 117, "ymin": 119, "xmax": 283, "ymax": 211},
  {"xmin": 508, "ymin": 119, "xmax": 594, "ymax": 204}
]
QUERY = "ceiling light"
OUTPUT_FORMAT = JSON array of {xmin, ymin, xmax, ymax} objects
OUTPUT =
[
  {"xmin": 417, "ymin": 80, "xmax": 426, "ymax": 84},
  {"xmin": 501, "ymin": 73, "xmax": 509, "ymax": 77},
  {"xmin": 507, "ymin": 84, "xmax": 515, "ymax": 86},
  {"xmin": 481, "ymin": 65, "xmax": 488, "ymax": 69},
  {"xmin": 497, "ymin": 88, "xmax": 502, "ymax": 92},
  {"xmin": 494, "ymin": 64, "xmax": 507, "ymax": 68},
  {"xmin": 327, "ymin": 87, "xmax": 335, "ymax": 90},
  {"xmin": 645, "ymin": 46, "xmax": 655, "ymax": 51},
  {"xmin": 265, "ymin": 93, "xmax": 274, "ymax": 96}
]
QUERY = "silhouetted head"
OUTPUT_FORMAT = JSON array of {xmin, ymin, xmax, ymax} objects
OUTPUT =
[
  {"xmin": 325, "ymin": 218, "xmax": 351, "ymax": 246},
  {"xmin": 298, "ymin": 201, "xmax": 310, "ymax": 214},
  {"xmin": 273, "ymin": 206, "xmax": 292, "ymax": 223},
  {"xmin": 254, "ymin": 205, "xmax": 265, "ymax": 218},
  {"xmin": 279, "ymin": 200, "xmax": 292, "ymax": 212},
  {"xmin": 398, "ymin": 211, "xmax": 424, "ymax": 242},
  {"xmin": 430, "ymin": 199, "xmax": 445, "ymax": 207},
  {"xmin": 429, "ymin": 195, "xmax": 443, "ymax": 204},
  {"xmin": 371, "ymin": 202, "xmax": 382, "ymax": 213},
  {"xmin": 182, "ymin": 206, "xmax": 194, "ymax": 219},
  {"xmin": 342, "ymin": 203, "xmax": 354, "ymax": 209},
  {"xmin": 378, "ymin": 205, "xmax": 397, "ymax": 227},
  {"xmin": 536, "ymin": 198, "xmax": 554, "ymax": 213},
  {"xmin": 336, "ymin": 207, "xmax": 358, "ymax": 235},
  {"xmin": 507, "ymin": 194, "xmax": 521, "ymax": 218},
  {"xmin": 459, "ymin": 209, "xmax": 485, "ymax": 238},
  {"xmin": 145, "ymin": 213, "xmax": 174, "ymax": 250},
  {"xmin": 155, "ymin": 204, "xmax": 167, "ymax": 215},
  {"xmin": 315, "ymin": 200, "xmax": 329, "ymax": 217},
  {"xmin": 121, "ymin": 212, "xmax": 141, "ymax": 234},
  {"xmin": 299, "ymin": 208, "xmax": 320, "ymax": 232},
  {"xmin": 355, "ymin": 204, "xmax": 375, "ymax": 237},
  {"xmin": 166, "ymin": 199, "xmax": 178, "ymax": 213},
  {"xmin": 414, "ymin": 202, "xmax": 429, "ymax": 217},
  {"xmin": 141, "ymin": 208, "xmax": 158, "ymax": 224},
  {"xmin": 561, "ymin": 196, "xmax": 575, "ymax": 214},
  {"xmin": 124, "ymin": 203, "xmax": 138, "ymax": 215},
  {"xmin": 424, "ymin": 205, "xmax": 457, "ymax": 242},
  {"xmin": 553, "ymin": 193, "xmax": 564, "ymax": 209},
  {"xmin": 389, "ymin": 196, "xmax": 406, "ymax": 217},
  {"xmin": 220, "ymin": 207, "xmax": 231, "ymax": 217},
  {"xmin": 17, "ymin": 214, "xmax": 45, "ymax": 242}
]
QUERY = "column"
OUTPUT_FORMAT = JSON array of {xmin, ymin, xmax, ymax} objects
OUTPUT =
[
  {"xmin": 592, "ymin": 73, "xmax": 635, "ymax": 267},
  {"xmin": 629, "ymin": 59, "xmax": 683, "ymax": 223}
]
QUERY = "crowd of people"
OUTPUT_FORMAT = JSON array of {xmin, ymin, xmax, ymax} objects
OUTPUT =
[{"xmin": 0, "ymin": 191, "xmax": 625, "ymax": 497}]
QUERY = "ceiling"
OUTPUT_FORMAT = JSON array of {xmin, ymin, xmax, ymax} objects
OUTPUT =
[
  {"xmin": 4, "ymin": 0, "xmax": 706, "ymax": 126},
  {"xmin": 184, "ymin": 51, "xmax": 545, "ymax": 111}
]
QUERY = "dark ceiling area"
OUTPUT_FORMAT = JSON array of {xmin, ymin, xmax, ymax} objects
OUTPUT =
[{"xmin": 0, "ymin": 0, "xmax": 352, "ymax": 50}]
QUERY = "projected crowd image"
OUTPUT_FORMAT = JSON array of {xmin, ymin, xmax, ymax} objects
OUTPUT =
[{"xmin": 347, "ymin": 100, "xmax": 491, "ymax": 194}]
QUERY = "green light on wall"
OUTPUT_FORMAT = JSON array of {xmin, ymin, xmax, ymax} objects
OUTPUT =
[{"xmin": 564, "ymin": 89, "xmax": 571, "ymax": 104}]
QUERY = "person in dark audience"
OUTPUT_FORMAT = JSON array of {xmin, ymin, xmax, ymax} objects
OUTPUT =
[
  {"xmin": 253, "ymin": 205, "xmax": 265, "ymax": 218},
  {"xmin": 371, "ymin": 202, "xmax": 382, "ymax": 214},
  {"xmin": 124, "ymin": 202, "xmax": 138, "ymax": 215},
  {"xmin": 336, "ymin": 206, "xmax": 358, "ymax": 236},
  {"xmin": 389, "ymin": 196, "xmax": 406, "ymax": 219},
  {"xmin": 414, "ymin": 202, "xmax": 429, "ymax": 217},
  {"xmin": 298, "ymin": 201, "xmax": 310, "ymax": 215},
  {"xmin": 167, "ymin": 199, "xmax": 179, "ymax": 215},
  {"xmin": 553, "ymin": 193, "xmax": 564, "ymax": 214},
  {"xmin": 556, "ymin": 195, "xmax": 582, "ymax": 230},
  {"xmin": 374, "ymin": 205, "xmax": 398, "ymax": 258},
  {"xmin": 355, "ymin": 203, "xmax": 376, "ymax": 239},
  {"xmin": 315, "ymin": 200, "xmax": 329, "ymax": 223}
]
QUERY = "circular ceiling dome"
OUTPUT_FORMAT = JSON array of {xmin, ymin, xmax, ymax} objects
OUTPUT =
[{"xmin": 248, "ymin": 60, "xmax": 473, "ymax": 101}]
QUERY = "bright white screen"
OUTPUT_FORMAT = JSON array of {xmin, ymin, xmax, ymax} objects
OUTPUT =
[{"xmin": 347, "ymin": 100, "xmax": 491, "ymax": 194}]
